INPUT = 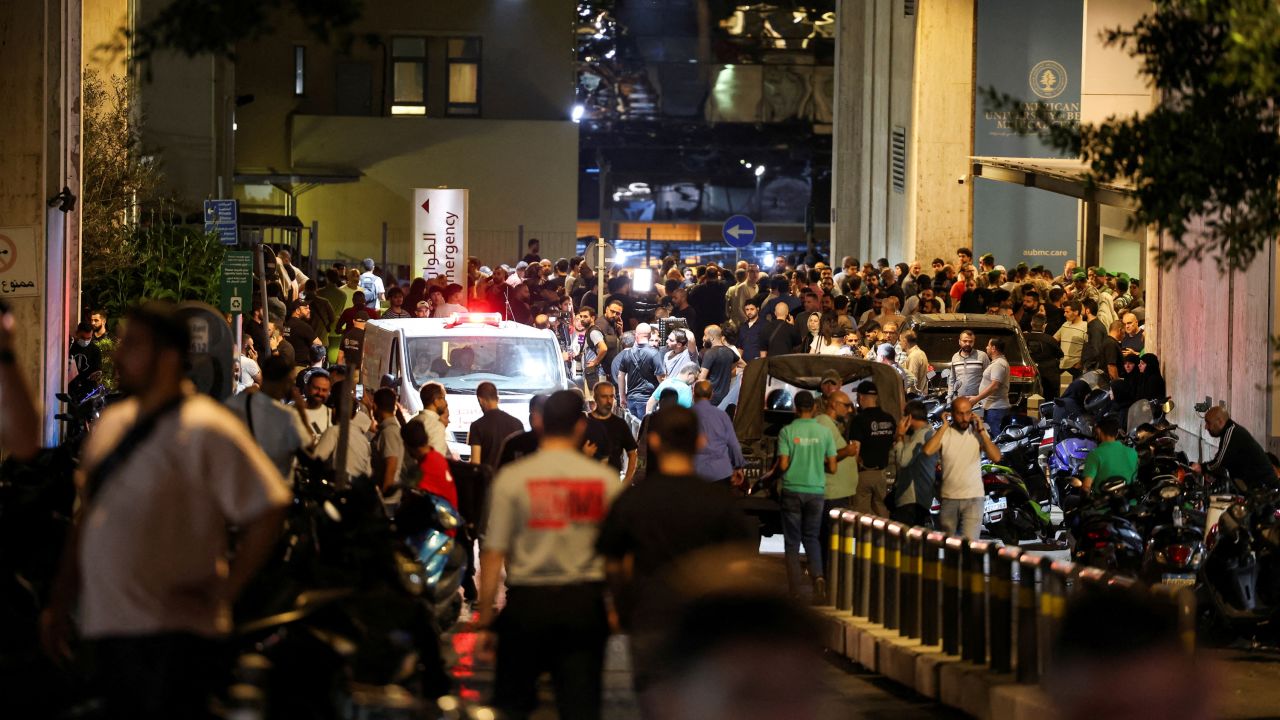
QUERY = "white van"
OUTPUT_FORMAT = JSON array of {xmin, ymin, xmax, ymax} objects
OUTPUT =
[{"xmin": 360, "ymin": 313, "xmax": 570, "ymax": 461}]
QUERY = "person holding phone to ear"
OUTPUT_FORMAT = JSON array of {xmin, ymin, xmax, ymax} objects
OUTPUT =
[{"xmin": 921, "ymin": 397, "xmax": 1001, "ymax": 539}]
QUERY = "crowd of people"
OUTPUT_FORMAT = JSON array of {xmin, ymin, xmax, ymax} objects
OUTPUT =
[{"xmin": 42, "ymin": 237, "xmax": 1237, "ymax": 719}]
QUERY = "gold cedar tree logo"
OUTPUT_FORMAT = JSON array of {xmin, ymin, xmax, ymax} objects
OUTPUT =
[{"xmin": 1029, "ymin": 60, "xmax": 1068, "ymax": 99}]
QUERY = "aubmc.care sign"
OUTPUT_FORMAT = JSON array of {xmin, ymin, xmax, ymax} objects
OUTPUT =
[{"xmin": 412, "ymin": 188, "xmax": 469, "ymax": 285}]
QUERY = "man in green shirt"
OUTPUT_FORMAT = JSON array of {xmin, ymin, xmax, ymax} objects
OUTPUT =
[
  {"xmin": 778, "ymin": 390, "xmax": 837, "ymax": 602},
  {"xmin": 1078, "ymin": 416, "xmax": 1138, "ymax": 495}
]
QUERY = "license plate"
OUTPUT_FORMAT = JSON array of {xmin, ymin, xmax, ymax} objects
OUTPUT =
[
  {"xmin": 986, "ymin": 497, "xmax": 1008, "ymax": 512},
  {"xmin": 1161, "ymin": 573, "xmax": 1196, "ymax": 587}
]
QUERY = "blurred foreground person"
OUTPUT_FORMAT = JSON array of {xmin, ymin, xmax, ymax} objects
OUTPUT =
[
  {"xmin": 1047, "ymin": 586, "xmax": 1215, "ymax": 720},
  {"xmin": 477, "ymin": 390, "xmax": 621, "ymax": 720},
  {"xmin": 41, "ymin": 302, "xmax": 291, "ymax": 719},
  {"xmin": 0, "ymin": 302, "xmax": 40, "ymax": 460},
  {"xmin": 636, "ymin": 549, "xmax": 826, "ymax": 720}
]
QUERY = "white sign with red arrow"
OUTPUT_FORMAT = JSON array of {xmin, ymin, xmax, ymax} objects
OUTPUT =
[{"xmin": 411, "ymin": 188, "xmax": 469, "ymax": 285}]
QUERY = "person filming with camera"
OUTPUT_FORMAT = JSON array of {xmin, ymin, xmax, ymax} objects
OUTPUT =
[{"xmin": 921, "ymin": 397, "xmax": 1001, "ymax": 539}]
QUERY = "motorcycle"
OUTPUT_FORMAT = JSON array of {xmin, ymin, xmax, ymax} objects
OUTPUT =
[
  {"xmin": 1198, "ymin": 488, "xmax": 1280, "ymax": 643},
  {"xmin": 981, "ymin": 462, "xmax": 1055, "ymax": 545},
  {"xmin": 1065, "ymin": 477, "xmax": 1146, "ymax": 576}
]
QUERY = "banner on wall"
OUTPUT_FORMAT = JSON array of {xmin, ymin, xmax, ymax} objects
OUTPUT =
[
  {"xmin": 973, "ymin": 0, "xmax": 1082, "ymax": 262},
  {"xmin": 411, "ymin": 188, "xmax": 469, "ymax": 285}
]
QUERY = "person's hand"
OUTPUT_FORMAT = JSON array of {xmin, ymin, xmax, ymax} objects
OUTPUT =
[
  {"xmin": 476, "ymin": 629, "xmax": 497, "ymax": 665},
  {"xmin": 732, "ymin": 468, "xmax": 746, "ymax": 487},
  {"xmin": 1070, "ymin": 477, "xmax": 1083, "ymax": 488},
  {"xmin": 291, "ymin": 386, "xmax": 306, "ymax": 407},
  {"xmin": 941, "ymin": 411, "xmax": 952, "ymax": 426},
  {"xmin": 39, "ymin": 607, "xmax": 72, "ymax": 664},
  {"xmin": 897, "ymin": 415, "xmax": 912, "ymax": 436},
  {"xmin": 583, "ymin": 439, "xmax": 599, "ymax": 457}
]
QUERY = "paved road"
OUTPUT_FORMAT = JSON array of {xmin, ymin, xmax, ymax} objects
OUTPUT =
[{"xmin": 448, "ymin": 625, "xmax": 964, "ymax": 719}]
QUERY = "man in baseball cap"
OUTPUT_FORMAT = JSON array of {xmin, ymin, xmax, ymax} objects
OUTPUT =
[{"xmin": 849, "ymin": 379, "xmax": 894, "ymax": 517}]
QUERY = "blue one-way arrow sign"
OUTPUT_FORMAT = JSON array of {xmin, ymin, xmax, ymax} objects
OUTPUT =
[{"xmin": 722, "ymin": 214, "xmax": 756, "ymax": 248}]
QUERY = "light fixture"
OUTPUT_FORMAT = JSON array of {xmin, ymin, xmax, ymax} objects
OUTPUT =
[
  {"xmin": 755, "ymin": 165, "xmax": 767, "ymax": 177},
  {"xmin": 762, "ymin": 252, "xmax": 776, "ymax": 267},
  {"xmin": 631, "ymin": 268, "xmax": 654, "ymax": 293},
  {"xmin": 571, "ymin": 104, "xmax": 585, "ymax": 123}
]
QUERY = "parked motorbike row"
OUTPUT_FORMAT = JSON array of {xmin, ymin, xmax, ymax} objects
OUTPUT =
[
  {"xmin": 0, "ymin": 381, "xmax": 486, "ymax": 718},
  {"xmin": 918, "ymin": 386, "xmax": 1280, "ymax": 645}
]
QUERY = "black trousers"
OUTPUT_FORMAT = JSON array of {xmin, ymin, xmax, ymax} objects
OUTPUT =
[
  {"xmin": 494, "ymin": 583, "xmax": 609, "ymax": 720},
  {"xmin": 90, "ymin": 633, "xmax": 225, "ymax": 720}
]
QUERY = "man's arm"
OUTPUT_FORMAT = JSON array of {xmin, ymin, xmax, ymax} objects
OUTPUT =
[
  {"xmin": 623, "ymin": 449, "xmax": 638, "ymax": 484},
  {"xmin": 779, "ymin": 455, "xmax": 791, "ymax": 472},
  {"xmin": 977, "ymin": 419, "xmax": 1001, "ymax": 462},
  {"xmin": 476, "ymin": 548, "xmax": 506, "ymax": 659},
  {"xmin": 825, "ymin": 455, "xmax": 838, "ymax": 474},
  {"xmin": 380, "ymin": 449, "xmax": 399, "ymax": 493},
  {"xmin": 922, "ymin": 420, "xmax": 947, "ymax": 456}
]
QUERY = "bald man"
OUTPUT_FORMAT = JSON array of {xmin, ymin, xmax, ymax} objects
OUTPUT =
[
  {"xmin": 699, "ymin": 324, "xmax": 741, "ymax": 406},
  {"xmin": 922, "ymin": 397, "xmax": 1001, "ymax": 538},
  {"xmin": 1197, "ymin": 406, "xmax": 1276, "ymax": 491}
]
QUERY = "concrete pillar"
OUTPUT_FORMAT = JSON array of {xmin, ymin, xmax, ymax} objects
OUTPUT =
[
  {"xmin": 0, "ymin": 0, "xmax": 82, "ymax": 444},
  {"xmin": 903, "ymin": 0, "xmax": 975, "ymax": 267},
  {"xmin": 830, "ymin": 0, "xmax": 915, "ymax": 265}
]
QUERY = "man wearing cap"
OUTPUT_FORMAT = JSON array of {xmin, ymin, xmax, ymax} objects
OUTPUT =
[
  {"xmin": 848, "ymin": 380, "xmax": 896, "ymax": 517},
  {"xmin": 818, "ymin": 370, "xmax": 843, "ymax": 404},
  {"xmin": 283, "ymin": 300, "xmax": 324, "ymax": 366},
  {"xmin": 1113, "ymin": 276, "xmax": 1134, "ymax": 314},
  {"xmin": 1092, "ymin": 268, "xmax": 1117, "ymax": 328},
  {"xmin": 777, "ymin": 390, "xmax": 838, "ymax": 602},
  {"xmin": 338, "ymin": 312, "xmax": 368, "ymax": 381},
  {"xmin": 358, "ymin": 259, "xmax": 387, "ymax": 312},
  {"xmin": 877, "ymin": 342, "xmax": 918, "ymax": 395}
]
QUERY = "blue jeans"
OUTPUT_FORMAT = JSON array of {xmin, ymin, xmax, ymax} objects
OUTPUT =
[
  {"xmin": 781, "ymin": 490, "xmax": 826, "ymax": 596},
  {"xmin": 627, "ymin": 399, "xmax": 647, "ymax": 420},
  {"xmin": 984, "ymin": 407, "xmax": 1009, "ymax": 434}
]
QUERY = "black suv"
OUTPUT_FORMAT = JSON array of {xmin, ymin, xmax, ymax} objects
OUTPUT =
[{"xmin": 901, "ymin": 313, "xmax": 1043, "ymax": 405}]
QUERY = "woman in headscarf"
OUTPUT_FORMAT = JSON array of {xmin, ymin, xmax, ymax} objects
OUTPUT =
[
  {"xmin": 1135, "ymin": 353, "xmax": 1166, "ymax": 402},
  {"xmin": 800, "ymin": 312, "xmax": 824, "ymax": 354}
]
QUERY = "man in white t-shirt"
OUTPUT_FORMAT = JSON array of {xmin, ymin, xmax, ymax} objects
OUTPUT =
[
  {"xmin": 358, "ymin": 258, "xmax": 387, "ymax": 312},
  {"xmin": 41, "ymin": 302, "xmax": 290, "ymax": 718},
  {"xmin": 967, "ymin": 337, "xmax": 1012, "ymax": 432},
  {"xmin": 1054, "ymin": 299, "xmax": 1088, "ymax": 378},
  {"xmin": 921, "ymin": 397, "xmax": 1002, "ymax": 539}
]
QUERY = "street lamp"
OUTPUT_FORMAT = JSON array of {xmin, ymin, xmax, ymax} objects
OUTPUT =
[{"xmin": 754, "ymin": 164, "xmax": 767, "ymax": 216}]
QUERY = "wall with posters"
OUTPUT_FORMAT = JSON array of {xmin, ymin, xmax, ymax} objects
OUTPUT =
[{"xmin": 972, "ymin": 0, "xmax": 1082, "ymax": 265}]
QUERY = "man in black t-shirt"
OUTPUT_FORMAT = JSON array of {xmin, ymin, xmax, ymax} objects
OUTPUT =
[
  {"xmin": 69, "ymin": 322, "xmax": 103, "ymax": 395},
  {"xmin": 616, "ymin": 323, "xmax": 664, "ymax": 418},
  {"xmin": 1102, "ymin": 320, "xmax": 1125, "ymax": 381},
  {"xmin": 699, "ymin": 325, "xmax": 740, "ymax": 406},
  {"xmin": 583, "ymin": 382, "xmax": 639, "ymax": 483},
  {"xmin": 283, "ymin": 301, "xmax": 322, "ymax": 367},
  {"xmin": 495, "ymin": 394, "xmax": 547, "ymax": 470},
  {"xmin": 764, "ymin": 303, "xmax": 801, "ymax": 357},
  {"xmin": 848, "ymin": 381, "xmax": 896, "ymax": 517},
  {"xmin": 338, "ymin": 312, "xmax": 367, "ymax": 379},
  {"xmin": 468, "ymin": 381, "xmax": 525, "ymax": 470}
]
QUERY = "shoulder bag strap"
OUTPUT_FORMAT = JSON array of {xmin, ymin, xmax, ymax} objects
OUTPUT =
[{"xmin": 84, "ymin": 395, "xmax": 187, "ymax": 501}]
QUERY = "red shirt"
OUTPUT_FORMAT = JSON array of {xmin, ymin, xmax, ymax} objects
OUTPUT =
[
  {"xmin": 337, "ymin": 305, "xmax": 380, "ymax": 332},
  {"xmin": 949, "ymin": 280, "xmax": 967, "ymax": 302},
  {"xmin": 417, "ymin": 448, "xmax": 457, "ymax": 509}
]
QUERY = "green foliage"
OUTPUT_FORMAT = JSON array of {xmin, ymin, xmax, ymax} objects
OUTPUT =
[
  {"xmin": 102, "ymin": 0, "xmax": 367, "ymax": 67},
  {"xmin": 982, "ymin": 0, "xmax": 1280, "ymax": 272},
  {"xmin": 81, "ymin": 69, "xmax": 226, "ymax": 320}
]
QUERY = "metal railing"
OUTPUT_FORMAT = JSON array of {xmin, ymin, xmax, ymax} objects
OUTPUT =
[{"xmin": 822, "ymin": 509, "xmax": 1196, "ymax": 681}]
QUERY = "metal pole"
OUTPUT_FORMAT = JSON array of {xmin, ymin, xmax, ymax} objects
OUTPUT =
[
  {"xmin": 596, "ymin": 235, "xmax": 606, "ymax": 319},
  {"xmin": 826, "ymin": 508, "xmax": 843, "ymax": 609},
  {"xmin": 942, "ymin": 537, "xmax": 964, "ymax": 656},
  {"xmin": 308, "ymin": 221, "xmax": 319, "ymax": 280},
  {"xmin": 962, "ymin": 540, "xmax": 990, "ymax": 664},
  {"xmin": 1016, "ymin": 554, "xmax": 1040, "ymax": 682},
  {"xmin": 645, "ymin": 227, "xmax": 652, "ymax": 269},
  {"xmin": 256, "ymin": 243, "xmax": 270, "ymax": 323},
  {"xmin": 838, "ymin": 511, "xmax": 856, "ymax": 612}
]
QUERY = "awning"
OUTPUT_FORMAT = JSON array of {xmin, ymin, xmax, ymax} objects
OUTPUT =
[{"xmin": 970, "ymin": 156, "xmax": 1135, "ymax": 209}]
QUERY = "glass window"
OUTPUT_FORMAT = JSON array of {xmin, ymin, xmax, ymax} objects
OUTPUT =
[
  {"xmin": 406, "ymin": 335, "xmax": 562, "ymax": 396},
  {"xmin": 391, "ymin": 36, "xmax": 427, "ymax": 115},
  {"xmin": 446, "ymin": 36, "xmax": 481, "ymax": 116},
  {"xmin": 293, "ymin": 46, "xmax": 305, "ymax": 96}
]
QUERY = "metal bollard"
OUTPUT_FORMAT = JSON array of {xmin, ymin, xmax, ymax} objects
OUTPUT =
[
  {"xmin": 884, "ymin": 523, "xmax": 903, "ymax": 631},
  {"xmin": 961, "ymin": 540, "xmax": 990, "ymax": 663},
  {"xmin": 856, "ymin": 515, "xmax": 875, "ymax": 617},
  {"xmin": 1038, "ymin": 559, "xmax": 1071, "ymax": 675},
  {"xmin": 826, "ymin": 508, "xmax": 843, "ymax": 608},
  {"xmin": 990, "ymin": 546, "xmax": 1019, "ymax": 673},
  {"xmin": 942, "ymin": 536, "xmax": 965, "ymax": 656},
  {"xmin": 1015, "ymin": 554, "xmax": 1040, "ymax": 683},
  {"xmin": 901, "ymin": 527, "xmax": 925, "ymax": 639},
  {"xmin": 837, "ymin": 511, "xmax": 857, "ymax": 612},
  {"xmin": 922, "ymin": 531, "xmax": 945, "ymax": 646},
  {"xmin": 869, "ymin": 518, "xmax": 887, "ymax": 624}
]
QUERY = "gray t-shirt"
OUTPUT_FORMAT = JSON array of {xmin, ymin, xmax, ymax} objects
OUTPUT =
[
  {"xmin": 949, "ymin": 349, "xmax": 990, "ymax": 399},
  {"xmin": 372, "ymin": 417, "xmax": 404, "ymax": 484},
  {"xmin": 484, "ymin": 447, "xmax": 621, "ymax": 585},
  {"xmin": 981, "ymin": 356, "xmax": 1011, "ymax": 410}
]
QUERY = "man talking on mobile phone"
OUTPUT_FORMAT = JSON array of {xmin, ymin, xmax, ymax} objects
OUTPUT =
[{"xmin": 921, "ymin": 397, "xmax": 1002, "ymax": 539}]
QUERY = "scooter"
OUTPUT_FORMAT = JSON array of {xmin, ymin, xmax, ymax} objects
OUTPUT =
[
  {"xmin": 1065, "ymin": 478, "xmax": 1146, "ymax": 576},
  {"xmin": 981, "ymin": 462, "xmax": 1055, "ymax": 545},
  {"xmin": 1199, "ymin": 488, "xmax": 1280, "ymax": 643}
]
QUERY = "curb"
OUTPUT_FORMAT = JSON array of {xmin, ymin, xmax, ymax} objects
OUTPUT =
[{"xmin": 817, "ymin": 608, "xmax": 1056, "ymax": 720}]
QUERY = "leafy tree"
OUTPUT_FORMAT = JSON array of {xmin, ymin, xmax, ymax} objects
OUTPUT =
[{"xmin": 984, "ymin": 0, "xmax": 1280, "ymax": 272}]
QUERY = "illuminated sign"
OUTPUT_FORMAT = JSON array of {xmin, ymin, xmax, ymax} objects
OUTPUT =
[{"xmin": 411, "ymin": 188, "xmax": 469, "ymax": 285}]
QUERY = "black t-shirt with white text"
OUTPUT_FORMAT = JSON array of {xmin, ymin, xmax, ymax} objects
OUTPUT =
[
  {"xmin": 340, "ymin": 327, "xmax": 365, "ymax": 368},
  {"xmin": 283, "ymin": 316, "xmax": 318, "ymax": 364},
  {"xmin": 850, "ymin": 406, "xmax": 896, "ymax": 469}
]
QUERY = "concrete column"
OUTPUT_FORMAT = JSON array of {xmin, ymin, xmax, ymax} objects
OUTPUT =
[
  {"xmin": 903, "ymin": 0, "xmax": 975, "ymax": 266},
  {"xmin": 0, "ymin": 0, "xmax": 81, "ymax": 444},
  {"xmin": 831, "ymin": 0, "xmax": 917, "ymax": 266}
]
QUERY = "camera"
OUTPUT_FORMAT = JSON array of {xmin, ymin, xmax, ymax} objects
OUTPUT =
[{"xmin": 1194, "ymin": 396, "xmax": 1213, "ymax": 413}]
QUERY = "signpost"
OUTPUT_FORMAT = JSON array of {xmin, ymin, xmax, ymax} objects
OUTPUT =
[
  {"xmin": 204, "ymin": 199, "xmax": 239, "ymax": 246},
  {"xmin": 722, "ymin": 214, "xmax": 756, "ymax": 263},
  {"xmin": 220, "ymin": 250, "xmax": 254, "ymax": 315},
  {"xmin": 0, "ymin": 226, "xmax": 39, "ymax": 297},
  {"xmin": 411, "ymin": 188, "xmax": 469, "ymax": 285}
]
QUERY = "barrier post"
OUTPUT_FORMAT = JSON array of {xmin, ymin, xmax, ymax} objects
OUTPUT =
[
  {"xmin": 856, "ymin": 515, "xmax": 875, "ymax": 617},
  {"xmin": 1015, "ymin": 554, "xmax": 1040, "ymax": 683},
  {"xmin": 961, "ymin": 540, "xmax": 990, "ymax": 663},
  {"xmin": 902, "ymin": 527, "xmax": 925, "ymax": 638},
  {"xmin": 942, "ymin": 536, "xmax": 965, "ymax": 655},
  {"xmin": 990, "ymin": 546, "xmax": 1018, "ymax": 673},
  {"xmin": 921, "ymin": 531, "xmax": 945, "ymax": 646},
  {"xmin": 1038, "ymin": 559, "xmax": 1071, "ymax": 675},
  {"xmin": 837, "ymin": 511, "xmax": 857, "ymax": 612},
  {"xmin": 825, "ymin": 508, "xmax": 843, "ymax": 608},
  {"xmin": 884, "ymin": 523, "xmax": 903, "ymax": 631},
  {"xmin": 869, "ymin": 518, "xmax": 887, "ymax": 624}
]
